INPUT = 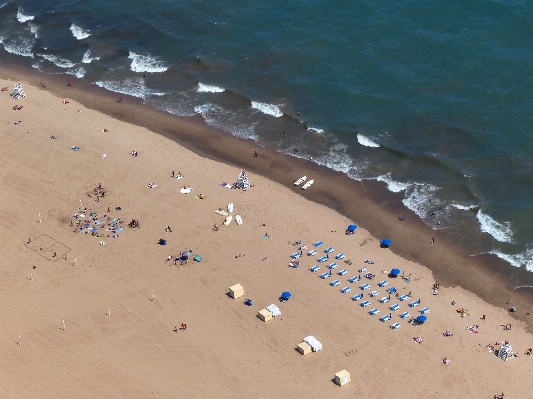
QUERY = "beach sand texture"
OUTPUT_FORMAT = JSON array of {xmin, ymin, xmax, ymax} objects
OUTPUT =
[{"xmin": 1, "ymin": 79, "xmax": 532, "ymax": 399}]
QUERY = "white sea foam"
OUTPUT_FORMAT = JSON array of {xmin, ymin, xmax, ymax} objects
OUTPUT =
[
  {"xmin": 1, "ymin": 35, "xmax": 34, "ymax": 57},
  {"xmin": 357, "ymin": 133, "xmax": 380, "ymax": 148},
  {"xmin": 376, "ymin": 173, "xmax": 408, "ymax": 193},
  {"xmin": 29, "ymin": 24, "xmax": 38, "ymax": 38},
  {"xmin": 68, "ymin": 66, "xmax": 85, "ymax": 78},
  {"xmin": 81, "ymin": 50, "xmax": 99, "ymax": 64},
  {"xmin": 251, "ymin": 101, "xmax": 283, "ymax": 117},
  {"xmin": 95, "ymin": 79, "xmax": 165, "ymax": 99},
  {"xmin": 70, "ymin": 24, "xmax": 90, "ymax": 40},
  {"xmin": 307, "ymin": 126, "xmax": 324, "ymax": 134},
  {"xmin": 0, "ymin": 2, "xmax": 9, "ymax": 10},
  {"xmin": 128, "ymin": 51, "xmax": 167, "ymax": 73},
  {"xmin": 450, "ymin": 203, "xmax": 478, "ymax": 211},
  {"xmin": 17, "ymin": 7, "xmax": 34, "ymax": 23},
  {"xmin": 197, "ymin": 83, "xmax": 225, "ymax": 93},
  {"xmin": 486, "ymin": 249, "xmax": 533, "ymax": 272},
  {"xmin": 194, "ymin": 103, "xmax": 258, "ymax": 140},
  {"xmin": 476, "ymin": 210, "xmax": 513, "ymax": 243},
  {"xmin": 39, "ymin": 54, "xmax": 76, "ymax": 68}
]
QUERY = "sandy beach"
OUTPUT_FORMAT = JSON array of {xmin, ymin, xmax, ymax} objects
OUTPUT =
[{"xmin": 1, "ymin": 74, "xmax": 532, "ymax": 398}]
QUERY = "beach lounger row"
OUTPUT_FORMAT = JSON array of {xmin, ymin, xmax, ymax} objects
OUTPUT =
[
  {"xmin": 390, "ymin": 304, "xmax": 400, "ymax": 311},
  {"xmin": 335, "ymin": 253, "xmax": 345, "ymax": 260},
  {"xmin": 299, "ymin": 245, "xmax": 307, "ymax": 250},
  {"xmin": 310, "ymin": 265, "xmax": 320, "ymax": 272},
  {"xmin": 369, "ymin": 308, "xmax": 379, "ymax": 315},
  {"xmin": 328, "ymin": 263, "xmax": 337, "ymax": 270},
  {"xmin": 380, "ymin": 314, "xmax": 391, "ymax": 322},
  {"xmin": 348, "ymin": 276, "xmax": 359, "ymax": 283},
  {"xmin": 379, "ymin": 297, "xmax": 390, "ymax": 304},
  {"xmin": 409, "ymin": 301, "xmax": 420, "ymax": 308},
  {"xmin": 331, "ymin": 280, "xmax": 340, "ymax": 287},
  {"xmin": 360, "ymin": 283, "xmax": 370, "ymax": 290},
  {"xmin": 338, "ymin": 269, "xmax": 347, "ymax": 276},
  {"xmin": 360, "ymin": 300, "xmax": 370, "ymax": 307},
  {"xmin": 341, "ymin": 287, "xmax": 351, "ymax": 294},
  {"xmin": 399, "ymin": 294, "xmax": 409, "ymax": 301},
  {"xmin": 325, "ymin": 246, "xmax": 334, "ymax": 254},
  {"xmin": 388, "ymin": 287, "xmax": 397, "ymax": 294},
  {"xmin": 378, "ymin": 280, "xmax": 388, "ymax": 287},
  {"xmin": 358, "ymin": 267, "xmax": 366, "ymax": 273},
  {"xmin": 314, "ymin": 241, "xmax": 323, "ymax": 247},
  {"xmin": 400, "ymin": 312, "xmax": 410, "ymax": 319},
  {"xmin": 352, "ymin": 294, "xmax": 363, "ymax": 301},
  {"xmin": 308, "ymin": 250, "xmax": 317, "ymax": 256},
  {"xmin": 319, "ymin": 272, "xmax": 330, "ymax": 279},
  {"xmin": 370, "ymin": 291, "xmax": 380, "ymax": 297},
  {"xmin": 391, "ymin": 323, "xmax": 401, "ymax": 329},
  {"xmin": 317, "ymin": 256, "xmax": 328, "ymax": 262},
  {"xmin": 291, "ymin": 253, "xmax": 301, "ymax": 259},
  {"xmin": 420, "ymin": 307, "xmax": 430, "ymax": 314}
]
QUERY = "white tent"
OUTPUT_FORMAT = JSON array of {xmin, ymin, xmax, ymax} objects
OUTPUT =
[
  {"xmin": 234, "ymin": 170, "xmax": 250, "ymax": 190},
  {"xmin": 303, "ymin": 335, "xmax": 322, "ymax": 352},
  {"xmin": 497, "ymin": 340, "xmax": 514, "ymax": 361},
  {"xmin": 266, "ymin": 304, "xmax": 281, "ymax": 317}
]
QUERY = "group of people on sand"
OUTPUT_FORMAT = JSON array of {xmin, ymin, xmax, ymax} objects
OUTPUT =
[
  {"xmin": 171, "ymin": 171, "xmax": 182, "ymax": 179},
  {"xmin": 130, "ymin": 150, "xmax": 139, "ymax": 157},
  {"xmin": 128, "ymin": 219, "xmax": 139, "ymax": 228},
  {"xmin": 165, "ymin": 249, "xmax": 193, "ymax": 266}
]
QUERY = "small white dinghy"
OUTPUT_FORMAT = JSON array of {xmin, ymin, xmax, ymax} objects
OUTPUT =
[
  {"xmin": 301, "ymin": 179, "xmax": 314, "ymax": 190},
  {"xmin": 227, "ymin": 202, "xmax": 234, "ymax": 213},
  {"xmin": 294, "ymin": 176, "xmax": 307, "ymax": 186},
  {"xmin": 235, "ymin": 215, "xmax": 243, "ymax": 225}
]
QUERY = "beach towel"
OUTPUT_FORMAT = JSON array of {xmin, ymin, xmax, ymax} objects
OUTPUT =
[
  {"xmin": 214, "ymin": 209, "xmax": 229, "ymax": 217},
  {"xmin": 194, "ymin": 254, "xmax": 202, "ymax": 262}
]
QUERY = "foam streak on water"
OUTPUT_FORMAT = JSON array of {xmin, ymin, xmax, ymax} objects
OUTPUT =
[
  {"xmin": 251, "ymin": 101, "xmax": 283, "ymax": 117},
  {"xmin": 128, "ymin": 51, "xmax": 167, "ymax": 73},
  {"xmin": 477, "ymin": 210, "xmax": 513, "ymax": 243},
  {"xmin": 197, "ymin": 83, "xmax": 225, "ymax": 93},
  {"xmin": 17, "ymin": 7, "xmax": 34, "ymax": 23},
  {"xmin": 357, "ymin": 134, "xmax": 380, "ymax": 148},
  {"xmin": 70, "ymin": 24, "xmax": 90, "ymax": 40},
  {"xmin": 81, "ymin": 50, "xmax": 99, "ymax": 64}
]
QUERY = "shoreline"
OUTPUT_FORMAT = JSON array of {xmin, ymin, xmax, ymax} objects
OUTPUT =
[
  {"xmin": 1, "ymin": 57, "xmax": 531, "ymax": 331},
  {"xmin": 1, "ymin": 67, "xmax": 533, "ymax": 398}
]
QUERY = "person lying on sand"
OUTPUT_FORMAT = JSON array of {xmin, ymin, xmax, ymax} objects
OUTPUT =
[{"xmin": 442, "ymin": 358, "xmax": 450, "ymax": 365}]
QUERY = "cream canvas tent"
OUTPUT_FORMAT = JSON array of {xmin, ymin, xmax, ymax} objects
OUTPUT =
[
  {"xmin": 229, "ymin": 284, "xmax": 244, "ymax": 299},
  {"xmin": 334, "ymin": 370, "xmax": 351, "ymax": 386}
]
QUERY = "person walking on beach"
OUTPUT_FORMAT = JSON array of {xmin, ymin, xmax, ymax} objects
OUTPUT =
[
  {"xmin": 67, "ymin": 80, "xmax": 71, "ymax": 87},
  {"xmin": 482, "ymin": 314, "xmax": 486, "ymax": 321},
  {"xmin": 254, "ymin": 151, "xmax": 257, "ymax": 158},
  {"xmin": 431, "ymin": 237, "xmax": 435, "ymax": 244}
]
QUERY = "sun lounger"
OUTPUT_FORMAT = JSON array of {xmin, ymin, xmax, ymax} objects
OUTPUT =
[
  {"xmin": 348, "ymin": 276, "xmax": 360, "ymax": 283},
  {"xmin": 325, "ymin": 247, "xmax": 334, "ymax": 255},
  {"xmin": 352, "ymin": 294, "xmax": 363, "ymax": 301},
  {"xmin": 317, "ymin": 256, "xmax": 328, "ymax": 263},
  {"xmin": 370, "ymin": 291, "xmax": 380, "ymax": 297},
  {"xmin": 328, "ymin": 263, "xmax": 338, "ymax": 269},
  {"xmin": 399, "ymin": 294, "xmax": 409, "ymax": 301},
  {"xmin": 307, "ymin": 250, "xmax": 317, "ymax": 256},
  {"xmin": 420, "ymin": 307, "xmax": 430, "ymax": 314},
  {"xmin": 380, "ymin": 314, "xmax": 391, "ymax": 322},
  {"xmin": 358, "ymin": 267, "xmax": 367, "ymax": 273},
  {"xmin": 314, "ymin": 241, "xmax": 323, "ymax": 247},
  {"xmin": 400, "ymin": 312, "xmax": 410, "ymax": 319},
  {"xmin": 299, "ymin": 245, "xmax": 307, "ymax": 250},
  {"xmin": 360, "ymin": 283, "xmax": 370, "ymax": 290},
  {"xmin": 319, "ymin": 272, "xmax": 329, "ymax": 279},
  {"xmin": 409, "ymin": 301, "xmax": 419, "ymax": 308},
  {"xmin": 369, "ymin": 308, "xmax": 380, "ymax": 315},
  {"xmin": 387, "ymin": 287, "xmax": 397, "ymax": 294},
  {"xmin": 341, "ymin": 286, "xmax": 351, "ymax": 294},
  {"xmin": 378, "ymin": 280, "xmax": 388, "ymax": 287},
  {"xmin": 379, "ymin": 297, "xmax": 390, "ymax": 304},
  {"xmin": 291, "ymin": 253, "xmax": 300, "ymax": 259},
  {"xmin": 335, "ymin": 253, "xmax": 345, "ymax": 260},
  {"xmin": 330, "ymin": 280, "xmax": 340, "ymax": 287},
  {"xmin": 360, "ymin": 300, "xmax": 370, "ymax": 307},
  {"xmin": 390, "ymin": 304, "xmax": 400, "ymax": 311},
  {"xmin": 391, "ymin": 323, "xmax": 401, "ymax": 330},
  {"xmin": 310, "ymin": 265, "xmax": 320, "ymax": 272},
  {"xmin": 338, "ymin": 269, "xmax": 347, "ymax": 276}
]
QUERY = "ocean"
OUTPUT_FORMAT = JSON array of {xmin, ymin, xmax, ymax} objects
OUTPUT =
[{"xmin": 1, "ymin": 0, "xmax": 532, "ymax": 283}]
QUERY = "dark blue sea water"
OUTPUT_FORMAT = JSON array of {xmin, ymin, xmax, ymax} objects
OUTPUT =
[{"xmin": 1, "ymin": 0, "xmax": 532, "ymax": 280}]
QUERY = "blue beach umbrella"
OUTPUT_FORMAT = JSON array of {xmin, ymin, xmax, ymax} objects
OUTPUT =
[
  {"xmin": 416, "ymin": 315, "xmax": 427, "ymax": 323},
  {"xmin": 391, "ymin": 268, "xmax": 401, "ymax": 276},
  {"xmin": 380, "ymin": 239, "xmax": 392, "ymax": 248},
  {"xmin": 281, "ymin": 292, "xmax": 292, "ymax": 300},
  {"xmin": 347, "ymin": 224, "xmax": 357, "ymax": 232}
]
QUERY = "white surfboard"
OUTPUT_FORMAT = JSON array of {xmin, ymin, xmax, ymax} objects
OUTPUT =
[
  {"xmin": 179, "ymin": 187, "xmax": 193, "ymax": 194},
  {"xmin": 227, "ymin": 202, "xmax": 234, "ymax": 213},
  {"xmin": 235, "ymin": 215, "xmax": 242, "ymax": 225},
  {"xmin": 294, "ymin": 176, "xmax": 307, "ymax": 186},
  {"xmin": 301, "ymin": 179, "xmax": 314, "ymax": 190},
  {"xmin": 224, "ymin": 214, "xmax": 233, "ymax": 226}
]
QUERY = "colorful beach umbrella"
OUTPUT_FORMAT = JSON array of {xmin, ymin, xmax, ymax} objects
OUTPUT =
[{"xmin": 281, "ymin": 292, "xmax": 292, "ymax": 299}]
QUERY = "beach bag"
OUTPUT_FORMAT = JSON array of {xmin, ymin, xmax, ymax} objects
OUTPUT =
[{"xmin": 194, "ymin": 254, "xmax": 202, "ymax": 262}]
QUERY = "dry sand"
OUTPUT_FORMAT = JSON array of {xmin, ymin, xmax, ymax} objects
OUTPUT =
[{"xmin": 1, "ymin": 78, "xmax": 532, "ymax": 399}]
